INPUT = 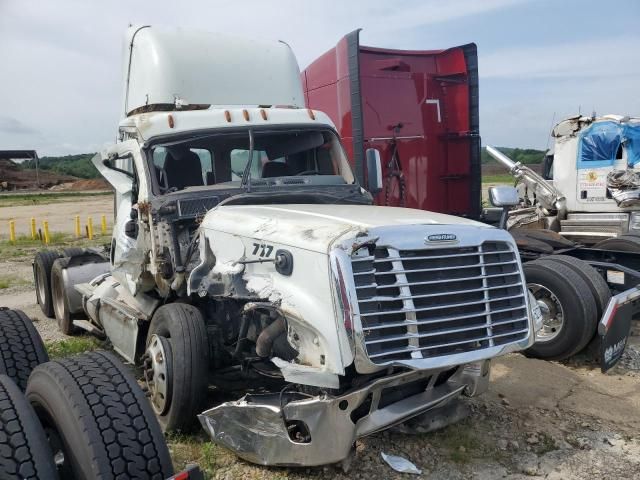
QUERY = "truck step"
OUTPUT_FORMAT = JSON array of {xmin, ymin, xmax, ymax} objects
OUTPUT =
[{"xmin": 72, "ymin": 319, "xmax": 106, "ymax": 339}]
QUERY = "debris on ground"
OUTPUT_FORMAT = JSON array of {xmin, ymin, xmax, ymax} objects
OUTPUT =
[{"xmin": 381, "ymin": 452, "xmax": 422, "ymax": 475}]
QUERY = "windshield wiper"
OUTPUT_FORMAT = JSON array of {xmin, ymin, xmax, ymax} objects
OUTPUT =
[{"xmin": 240, "ymin": 129, "xmax": 254, "ymax": 192}]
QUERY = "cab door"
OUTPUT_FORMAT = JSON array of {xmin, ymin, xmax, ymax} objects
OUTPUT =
[{"xmin": 94, "ymin": 141, "xmax": 149, "ymax": 295}]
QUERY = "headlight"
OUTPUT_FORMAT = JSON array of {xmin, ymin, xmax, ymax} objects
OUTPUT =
[{"xmin": 629, "ymin": 212, "xmax": 640, "ymax": 232}]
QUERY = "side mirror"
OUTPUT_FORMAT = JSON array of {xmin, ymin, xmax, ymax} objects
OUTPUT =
[
  {"xmin": 365, "ymin": 148, "xmax": 383, "ymax": 195},
  {"xmin": 489, "ymin": 186, "xmax": 519, "ymax": 230},
  {"xmin": 489, "ymin": 185, "xmax": 519, "ymax": 207}
]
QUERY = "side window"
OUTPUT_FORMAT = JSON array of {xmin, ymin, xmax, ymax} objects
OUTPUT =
[
  {"xmin": 578, "ymin": 122, "xmax": 621, "ymax": 168},
  {"xmin": 152, "ymin": 146, "xmax": 215, "ymax": 191}
]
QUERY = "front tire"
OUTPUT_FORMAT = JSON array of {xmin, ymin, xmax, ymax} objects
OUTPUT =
[
  {"xmin": 144, "ymin": 303, "xmax": 209, "ymax": 432},
  {"xmin": 524, "ymin": 260, "xmax": 598, "ymax": 360},
  {"xmin": 26, "ymin": 351, "xmax": 173, "ymax": 479}
]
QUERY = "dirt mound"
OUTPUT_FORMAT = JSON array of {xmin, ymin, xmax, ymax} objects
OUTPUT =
[
  {"xmin": 0, "ymin": 160, "xmax": 78, "ymax": 190},
  {"xmin": 65, "ymin": 179, "xmax": 109, "ymax": 191}
]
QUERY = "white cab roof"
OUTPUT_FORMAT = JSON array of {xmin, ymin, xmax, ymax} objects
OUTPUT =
[{"xmin": 122, "ymin": 26, "xmax": 304, "ymax": 117}]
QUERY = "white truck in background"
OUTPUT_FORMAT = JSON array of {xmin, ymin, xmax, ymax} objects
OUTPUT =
[
  {"xmin": 484, "ymin": 114, "xmax": 640, "ymax": 367},
  {"xmin": 33, "ymin": 26, "xmax": 539, "ymax": 467},
  {"xmin": 490, "ymin": 114, "xmax": 640, "ymax": 248}
]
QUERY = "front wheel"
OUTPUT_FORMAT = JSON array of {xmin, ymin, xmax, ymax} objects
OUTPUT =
[
  {"xmin": 143, "ymin": 303, "xmax": 209, "ymax": 432},
  {"xmin": 524, "ymin": 260, "xmax": 598, "ymax": 360}
]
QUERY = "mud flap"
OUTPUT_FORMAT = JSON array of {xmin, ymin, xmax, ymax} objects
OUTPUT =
[{"xmin": 598, "ymin": 287, "xmax": 640, "ymax": 372}]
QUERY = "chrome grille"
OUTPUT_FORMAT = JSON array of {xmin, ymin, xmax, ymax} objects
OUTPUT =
[{"xmin": 351, "ymin": 241, "xmax": 529, "ymax": 364}]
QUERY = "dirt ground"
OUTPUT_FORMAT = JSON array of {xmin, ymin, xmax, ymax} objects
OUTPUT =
[
  {"xmin": 0, "ymin": 193, "xmax": 113, "ymax": 237},
  {"xmin": 0, "ymin": 194, "xmax": 638, "ymax": 479}
]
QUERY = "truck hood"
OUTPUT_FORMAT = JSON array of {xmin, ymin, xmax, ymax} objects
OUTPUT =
[{"xmin": 200, "ymin": 204, "xmax": 491, "ymax": 253}]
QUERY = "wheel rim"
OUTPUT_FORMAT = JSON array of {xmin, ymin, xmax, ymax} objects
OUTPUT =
[
  {"xmin": 51, "ymin": 273, "xmax": 65, "ymax": 323},
  {"xmin": 143, "ymin": 334, "xmax": 172, "ymax": 415},
  {"xmin": 528, "ymin": 283, "xmax": 564, "ymax": 342},
  {"xmin": 36, "ymin": 263, "xmax": 47, "ymax": 305}
]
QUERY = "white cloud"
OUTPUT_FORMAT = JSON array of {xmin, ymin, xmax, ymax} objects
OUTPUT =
[{"xmin": 480, "ymin": 36, "xmax": 639, "ymax": 79}]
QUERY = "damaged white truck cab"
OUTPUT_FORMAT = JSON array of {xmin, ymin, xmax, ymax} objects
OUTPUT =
[{"xmin": 37, "ymin": 26, "xmax": 538, "ymax": 466}]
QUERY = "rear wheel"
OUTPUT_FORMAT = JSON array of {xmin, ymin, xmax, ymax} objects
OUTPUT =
[
  {"xmin": 593, "ymin": 234, "xmax": 640, "ymax": 253},
  {"xmin": 0, "ymin": 375, "xmax": 58, "ymax": 480},
  {"xmin": 26, "ymin": 351, "xmax": 174, "ymax": 479},
  {"xmin": 524, "ymin": 260, "xmax": 598, "ymax": 360},
  {"xmin": 537, "ymin": 255, "xmax": 611, "ymax": 317},
  {"xmin": 34, "ymin": 250, "xmax": 62, "ymax": 318},
  {"xmin": 0, "ymin": 308, "xmax": 49, "ymax": 391},
  {"xmin": 143, "ymin": 303, "xmax": 209, "ymax": 432},
  {"xmin": 61, "ymin": 248, "xmax": 84, "ymax": 258},
  {"xmin": 50, "ymin": 259, "xmax": 76, "ymax": 335}
]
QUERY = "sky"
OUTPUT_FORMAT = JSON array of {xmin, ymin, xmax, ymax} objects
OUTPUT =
[{"xmin": 0, "ymin": 0, "xmax": 638, "ymax": 156}]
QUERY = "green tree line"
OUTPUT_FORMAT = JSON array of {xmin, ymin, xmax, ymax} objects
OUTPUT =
[
  {"xmin": 21, "ymin": 153, "xmax": 99, "ymax": 179},
  {"xmin": 18, "ymin": 147, "xmax": 544, "ymax": 179},
  {"xmin": 481, "ymin": 146, "xmax": 545, "ymax": 165}
]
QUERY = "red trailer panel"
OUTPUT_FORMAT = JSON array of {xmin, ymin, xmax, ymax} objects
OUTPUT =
[{"xmin": 302, "ymin": 30, "xmax": 481, "ymax": 219}]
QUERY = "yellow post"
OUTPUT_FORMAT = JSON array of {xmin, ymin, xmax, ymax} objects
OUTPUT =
[
  {"xmin": 74, "ymin": 215, "xmax": 81, "ymax": 238},
  {"xmin": 100, "ymin": 215, "xmax": 107, "ymax": 236},
  {"xmin": 87, "ymin": 216, "xmax": 94, "ymax": 240},
  {"xmin": 30, "ymin": 217, "xmax": 37, "ymax": 240},
  {"xmin": 43, "ymin": 221, "xmax": 50, "ymax": 245},
  {"xmin": 9, "ymin": 220, "xmax": 16, "ymax": 243}
]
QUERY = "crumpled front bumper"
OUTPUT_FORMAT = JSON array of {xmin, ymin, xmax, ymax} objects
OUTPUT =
[{"xmin": 198, "ymin": 361, "xmax": 490, "ymax": 466}]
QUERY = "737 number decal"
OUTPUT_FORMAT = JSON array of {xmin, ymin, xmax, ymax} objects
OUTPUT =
[{"xmin": 252, "ymin": 243, "xmax": 274, "ymax": 258}]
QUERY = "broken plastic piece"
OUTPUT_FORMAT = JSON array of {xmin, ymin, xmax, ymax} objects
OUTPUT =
[{"xmin": 381, "ymin": 452, "xmax": 422, "ymax": 475}]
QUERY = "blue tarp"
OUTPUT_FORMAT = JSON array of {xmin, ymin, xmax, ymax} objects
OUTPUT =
[{"xmin": 578, "ymin": 121, "xmax": 640, "ymax": 168}]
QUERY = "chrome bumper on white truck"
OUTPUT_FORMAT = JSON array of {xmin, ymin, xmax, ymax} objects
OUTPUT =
[{"xmin": 199, "ymin": 361, "xmax": 490, "ymax": 466}]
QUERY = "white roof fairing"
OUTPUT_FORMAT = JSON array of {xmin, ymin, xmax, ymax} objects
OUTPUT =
[{"xmin": 122, "ymin": 26, "xmax": 305, "ymax": 117}]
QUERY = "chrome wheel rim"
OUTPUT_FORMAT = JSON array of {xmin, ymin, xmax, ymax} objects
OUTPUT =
[
  {"xmin": 143, "ymin": 334, "xmax": 172, "ymax": 415},
  {"xmin": 36, "ymin": 263, "xmax": 47, "ymax": 305},
  {"xmin": 528, "ymin": 283, "xmax": 564, "ymax": 342},
  {"xmin": 51, "ymin": 273, "xmax": 65, "ymax": 324}
]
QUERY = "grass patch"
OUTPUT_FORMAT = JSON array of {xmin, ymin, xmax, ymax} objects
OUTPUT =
[
  {"xmin": 167, "ymin": 434, "xmax": 235, "ymax": 477},
  {"xmin": 0, "ymin": 233, "xmax": 111, "ymax": 261},
  {"xmin": 45, "ymin": 337, "xmax": 102, "ymax": 359},
  {"xmin": 535, "ymin": 432, "xmax": 558, "ymax": 455},
  {"xmin": 0, "ymin": 191, "xmax": 111, "ymax": 208},
  {"xmin": 0, "ymin": 275, "xmax": 30, "ymax": 289},
  {"xmin": 428, "ymin": 419, "xmax": 506, "ymax": 464},
  {"xmin": 430, "ymin": 422, "xmax": 482, "ymax": 463},
  {"xmin": 482, "ymin": 174, "xmax": 515, "ymax": 185}
]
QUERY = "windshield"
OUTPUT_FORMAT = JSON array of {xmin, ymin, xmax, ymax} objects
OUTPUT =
[{"xmin": 148, "ymin": 128, "xmax": 355, "ymax": 195}]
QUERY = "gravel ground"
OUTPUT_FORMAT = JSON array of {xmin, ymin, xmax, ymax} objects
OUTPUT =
[{"xmin": 165, "ymin": 353, "xmax": 639, "ymax": 480}]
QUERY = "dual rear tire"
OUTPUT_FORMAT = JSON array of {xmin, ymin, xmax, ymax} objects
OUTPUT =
[{"xmin": 524, "ymin": 256, "xmax": 610, "ymax": 360}]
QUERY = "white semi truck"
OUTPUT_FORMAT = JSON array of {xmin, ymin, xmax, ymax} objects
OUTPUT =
[
  {"xmin": 33, "ymin": 26, "xmax": 540, "ymax": 466},
  {"xmin": 489, "ymin": 114, "xmax": 640, "ymax": 247},
  {"xmin": 484, "ymin": 115, "xmax": 640, "ymax": 365}
]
